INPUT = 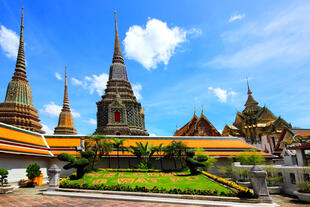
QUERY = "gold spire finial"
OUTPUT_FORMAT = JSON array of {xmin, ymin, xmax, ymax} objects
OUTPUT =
[
  {"xmin": 63, "ymin": 66, "xmax": 70, "ymax": 110},
  {"xmin": 14, "ymin": 8, "xmax": 26, "ymax": 75},
  {"xmin": 194, "ymin": 107, "xmax": 196, "ymax": 115},
  {"xmin": 201, "ymin": 105, "xmax": 204, "ymax": 114},
  {"xmin": 246, "ymin": 77, "xmax": 252, "ymax": 95},
  {"xmin": 112, "ymin": 11, "xmax": 124, "ymax": 64}
]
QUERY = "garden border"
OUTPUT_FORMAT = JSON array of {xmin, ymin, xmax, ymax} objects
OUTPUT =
[{"xmin": 54, "ymin": 187, "xmax": 264, "ymax": 203}]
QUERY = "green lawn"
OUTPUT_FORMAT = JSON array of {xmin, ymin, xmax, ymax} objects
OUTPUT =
[{"xmin": 61, "ymin": 170, "xmax": 234, "ymax": 195}]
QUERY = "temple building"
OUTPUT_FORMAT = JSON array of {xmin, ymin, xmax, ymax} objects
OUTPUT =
[
  {"xmin": 54, "ymin": 67, "xmax": 77, "ymax": 135},
  {"xmin": 0, "ymin": 9, "xmax": 44, "ymax": 134},
  {"xmin": 174, "ymin": 108, "xmax": 221, "ymax": 136},
  {"xmin": 96, "ymin": 12, "xmax": 148, "ymax": 136},
  {"xmin": 222, "ymin": 80, "xmax": 291, "ymax": 154}
]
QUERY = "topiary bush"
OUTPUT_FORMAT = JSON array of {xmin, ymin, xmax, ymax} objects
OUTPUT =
[
  {"xmin": 185, "ymin": 150, "xmax": 206, "ymax": 175},
  {"xmin": 58, "ymin": 151, "xmax": 94, "ymax": 179},
  {"xmin": 0, "ymin": 168, "xmax": 8, "ymax": 186},
  {"xmin": 26, "ymin": 163, "xmax": 41, "ymax": 186}
]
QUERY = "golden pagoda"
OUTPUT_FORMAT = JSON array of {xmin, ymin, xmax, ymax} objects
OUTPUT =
[
  {"xmin": 0, "ymin": 9, "xmax": 44, "ymax": 134},
  {"xmin": 54, "ymin": 67, "xmax": 77, "ymax": 135}
]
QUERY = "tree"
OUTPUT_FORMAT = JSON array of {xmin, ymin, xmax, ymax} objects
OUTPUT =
[
  {"xmin": 130, "ymin": 142, "xmax": 156, "ymax": 168},
  {"xmin": 0, "ymin": 168, "xmax": 8, "ymax": 186},
  {"xmin": 154, "ymin": 144, "xmax": 164, "ymax": 169},
  {"xmin": 111, "ymin": 138, "xmax": 127, "ymax": 169},
  {"xmin": 86, "ymin": 134, "xmax": 105, "ymax": 170},
  {"xmin": 100, "ymin": 139, "xmax": 113, "ymax": 168},
  {"xmin": 164, "ymin": 141, "xmax": 188, "ymax": 169},
  {"xmin": 58, "ymin": 151, "xmax": 94, "ymax": 179},
  {"xmin": 185, "ymin": 150, "xmax": 205, "ymax": 175},
  {"xmin": 236, "ymin": 150, "xmax": 265, "ymax": 165},
  {"xmin": 26, "ymin": 163, "xmax": 41, "ymax": 185}
]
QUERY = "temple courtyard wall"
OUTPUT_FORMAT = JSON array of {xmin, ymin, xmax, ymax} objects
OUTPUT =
[{"xmin": 232, "ymin": 162, "xmax": 310, "ymax": 196}]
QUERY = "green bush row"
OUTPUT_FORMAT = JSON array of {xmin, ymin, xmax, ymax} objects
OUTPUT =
[{"xmin": 59, "ymin": 180, "xmax": 236, "ymax": 197}]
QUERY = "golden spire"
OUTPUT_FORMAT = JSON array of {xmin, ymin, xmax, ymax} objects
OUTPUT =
[
  {"xmin": 201, "ymin": 105, "xmax": 204, "ymax": 115},
  {"xmin": 13, "ymin": 8, "xmax": 27, "ymax": 82},
  {"xmin": 112, "ymin": 11, "xmax": 124, "ymax": 64},
  {"xmin": 62, "ymin": 66, "xmax": 70, "ymax": 111}
]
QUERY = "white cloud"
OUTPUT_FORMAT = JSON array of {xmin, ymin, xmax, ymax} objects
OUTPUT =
[
  {"xmin": 72, "ymin": 73, "xmax": 109, "ymax": 96},
  {"xmin": 209, "ymin": 3, "xmax": 310, "ymax": 69},
  {"xmin": 40, "ymin": 102, "xmax": 62, "ymax": 117},
  {"xmin": 89, "ymin": 118, "xmax": 97, "ymax": 125},
  {"xmin": 228, "ymin": 14, "xmax": 245, "ymax": 23},
  {"xmin": 71, "ymin": 111, "xmax": 81, "ymax": 118},
  {"xmin": 40, "ymin": 102, "xmax": 80, "ymax": 118},
  {"xmin": 208, "ymin": 87, "xmax": 236, "ymax": 103},
  {"xmin": 55, "ymin": 72, "xmax": 62, "ymax": 80},
  {"xmin": 132, "ymin": 83, "xmax": 142, "ymax": 100},
  {"xmin": 0, "ymin": 25, "xmax": 19, "ymax": 59},
  {"xmin": 71, "ymin": 77, "xmax": 83, "ymax": 86},
  {"xmin": 149, "ymin": 133, "xmax": 157, "ymax": 136},
  {"xmin": 41, "ymin": 124, "xmax": 53, "ymax": 134},
  {"xmin": 124, "ymin": 18, "xmax": 188, "ymax": 70}
]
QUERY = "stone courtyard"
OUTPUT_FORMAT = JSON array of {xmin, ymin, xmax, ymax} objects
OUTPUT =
[{"xmin": 0, "ymin": 185, "xmax": 309, "ymax": 207}]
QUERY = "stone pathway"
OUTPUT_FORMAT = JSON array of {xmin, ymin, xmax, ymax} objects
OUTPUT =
[{"xmin": 0, "ymin": 185, "xmax": 309, "ymax": 207}]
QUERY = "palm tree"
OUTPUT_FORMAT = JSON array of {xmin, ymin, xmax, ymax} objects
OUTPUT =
[
  {"xmin": 130, "ymin": 142, "xmax": 155, "ymax": 168},
  {"xmin": 111, "ymin": 138, "xmax": 126, "ymax": 169},
  {"xmin": 154, "ymin": 144, "xmax": 164, "ymax": 170},
  {"xmin": 99, "ymin": 139, "xmax": 113, "ymax": 168},
  {"xmin": 164, "ymin": 141, "xmax": 187, "ymax": 169},
  {"xmin": 87, "ymin": 134, "xmax": 105, "ymax": 170}
]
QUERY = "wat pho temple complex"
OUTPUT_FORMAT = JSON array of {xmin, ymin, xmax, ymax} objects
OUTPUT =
[{"xmin": 0, "ymin": 9, "xmax": 309, "ymax": 183}]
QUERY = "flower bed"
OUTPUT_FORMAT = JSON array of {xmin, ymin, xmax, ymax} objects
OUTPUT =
[
  {"xmin": 201, "ymin": 171, "xmax": 254, "ymax": 198},
  {"xmin": 60, "ymin": 170, "xmax": 237, "ymax": 197}
]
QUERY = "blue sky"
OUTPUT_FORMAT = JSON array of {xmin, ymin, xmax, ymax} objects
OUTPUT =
[{"xmin": 1, "ymin": 0, "xmax": 310, "ymax": 135}]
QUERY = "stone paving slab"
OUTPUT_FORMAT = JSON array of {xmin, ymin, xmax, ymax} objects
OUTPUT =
[
  {"xmin": 44, "ymin": 190, "xmax": 276, "ymax": 207},
  {"xmin": 1, "ymin": 185, "xmax": 309, "ymax": 207}
]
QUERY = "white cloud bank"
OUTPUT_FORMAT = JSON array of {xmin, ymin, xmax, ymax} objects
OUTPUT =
[
  {"xmin": 0, "ymin": 25, "xmax": 19, "ymax": 59},
  {"xmin": 72, "ymin": 73, "xmax": 143, "ymax": 99},
  {"xmin": 208, "ymin": 87, "xmax": 236, "ymax": 103},
  {"xmin": 40, "ymin": 102, "xmax": 80, "ymax": 118},
  {"xmin": 55, "ymin": 72, "xmax": 62, "ymax": 80},
  {"xmin": 209, "ymin": 3, "xmax": 310, "ymax": 69},
  {"xmin": 41, "ymin": 124, "xmax": 53, "ymax": 134},
  {"xmin": 228, "ymin": 14, "xmax": 245, "ymax": 23},
  {"xmin": 89, "ymin": 118, "xmax": 97, "ymax": 125},
  {"xmin": 124, "ymin": 18, "xmax": 200, "ymax": 70}
]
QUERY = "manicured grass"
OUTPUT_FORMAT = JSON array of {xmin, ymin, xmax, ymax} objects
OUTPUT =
[{"xmin": 62, "ymin": 170, "xmax": 234, "ymax": 195}]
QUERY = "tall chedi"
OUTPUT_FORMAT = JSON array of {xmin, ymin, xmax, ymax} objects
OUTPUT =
[
  {"xmin": 0, "ymin": 9, "xmax": 44, "ymax": 134},
  {"xmin": 96, "ymin": 12, "xmax": 148, "ymax": 135},
  {"xmin": 54, "ymin": 67, "xmax": 77, "ymax": 135}
]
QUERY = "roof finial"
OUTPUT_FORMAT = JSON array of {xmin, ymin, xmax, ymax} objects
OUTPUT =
[
  {"xmin": 15, "ymin": 8, "xmax": 26, "ymax": 74},
  {"xmin": 63, "ymin": 66, "xmax": 70, "ymax": 110},
  {"xmin": 201, "ymin": 105, "xmax": 204, "ymax": 114},
  {"xmin": 194, "ymin": 107, "xmax": 196, "ymax": 115},
  {"xmin": 246, "ymin": 77, "xmax": 252, "ymax": 95},
  {"xmin": 112, "ymin": 11, "xmax": 124, "ymax": 64}
]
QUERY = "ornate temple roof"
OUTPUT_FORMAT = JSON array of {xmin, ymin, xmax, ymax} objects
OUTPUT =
[
  {"xmin": 54, "ymin": 67, "xmax": 77, "ymax": 135},
  {"xmin": 243, "ymin": 80, "xmax": 261, "ymax": 114},
  {"xmin": 174, "ymin": 109, "xmax": 221, "ymax": 136},
  {"xmin": 0, "ymin": 122, "xmax": 268, "ymax": 157},
  {"xmin": 0, "ymin": 8, "xmax": 44, "ymax": 134}
]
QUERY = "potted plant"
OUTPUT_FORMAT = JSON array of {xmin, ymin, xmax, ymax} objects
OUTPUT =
[
  {"xmin": 0, "ymin": 168, "xmax": 14, "ymax": 194},
  {"xmin": 294, "ymin": 181, "xmax": 310, "ymax": 203},
  {"xmin": 264, "ymin": 166, "xmax": 282, "ymax": 194},
  {"xmin": 26, "ymin": 163, "xmax": 41, "ymax": 187},
  {"xmin": 234, "ymin": 168, "xmax": 252, "ymax": 187}
]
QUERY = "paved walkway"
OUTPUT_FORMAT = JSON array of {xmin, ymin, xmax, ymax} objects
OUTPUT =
[{"xmin": 0, "ymin": 185, "xmax": 309, "ymax": 207}]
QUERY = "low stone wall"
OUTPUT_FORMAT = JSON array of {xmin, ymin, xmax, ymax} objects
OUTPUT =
[
  {"xmin": 232, "ymin": 162, "xmax": 310, "ymax": 195},
  {"xmin": 1, "ymin": 153, "xmax": 75, "ymax": 184}
]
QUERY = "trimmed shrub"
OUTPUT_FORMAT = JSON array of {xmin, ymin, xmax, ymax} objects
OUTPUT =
[
  {"xmin": 0, "ymin": 168, "xmax": 8, "ymax": 186},
  {"xmin": 26, "ymin": 163, "xmax": 41, "ymax": 184}
]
